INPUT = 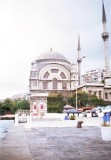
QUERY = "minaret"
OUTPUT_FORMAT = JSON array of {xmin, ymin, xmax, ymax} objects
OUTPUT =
[
  {"xmin": 101, "ymin": 0, "xmax": 110, "ymax": 79},
  {"xmin": 77, "ymin": 35, "xmax": 81, "ymax": 86}
]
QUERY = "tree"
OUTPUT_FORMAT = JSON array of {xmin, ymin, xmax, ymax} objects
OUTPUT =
[
  {"xmin": 67, "ymin": 91, "xmax": 106, "ymax": 108},
  {"xmin": 2, "ymin": 98, "xmax": 15, "ymax": 114},
  {"xmin": 47, "ymin": 95, "xmax": 66, "ymax": 113},
  {"xmin": 0, "ymin": 102, "xmax": 5, "ymax": 115},
  {"xmin": 16, "ymin": 99, "xmax": 30, "ymax": 111},
  {"xmin": 0, "ymin": 98, "xmax": 30, "ymax": 114},
  {"xmin": 67, "ymin": 92, "xmax": 90, "ymax": 108}
]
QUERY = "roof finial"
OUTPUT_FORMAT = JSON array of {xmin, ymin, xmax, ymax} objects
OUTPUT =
[
  {"xmin": 77, "ymin": 34, "xmax": 81, "ymax": 51},
  {"xmin": 50, "ymin": 48, "xmax": 52, "ymax": 51},
  {"xmin": 102, "ymin": 0, "xmax": 107, "ymax": 23}
]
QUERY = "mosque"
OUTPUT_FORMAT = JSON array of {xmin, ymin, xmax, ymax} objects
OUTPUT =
[
  {"xmin": 29, "ymin": 1, "xmax": 111, "ymax": 113},
  {"xmin": 29, "ymin": 48, "xmax": 77, "ymax": 113}
]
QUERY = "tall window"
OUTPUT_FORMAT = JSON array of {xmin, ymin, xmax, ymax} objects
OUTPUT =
[
  {"xmin": 31, "ymin": 71, "xmax": 36, "ymax": 78},
  {"xmin": 105, "ymin": 93, "xmax": 108, "ymax": 99},
  {"xmin": 98, "ymin": 90, "xmax": 102, "ymax": 98},
  {"xmin": 53, "ymin": 78, "xmax": 58, "ymax": 90},
  {"xmin": 33, "ymin": 81, "xmax": 37, "ymax": 86},
  {"xmin": 62, "ymin": 82, "xmax": 67, "ymax": 90},
  {"xmin": 43, "ymin": 82, "xmax": 48, "ymax": 89}
]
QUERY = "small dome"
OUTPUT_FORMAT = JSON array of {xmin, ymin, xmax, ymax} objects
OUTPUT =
[{"xmin": 36, "ymin": 50, "xmax": 66, "ymax": 60}]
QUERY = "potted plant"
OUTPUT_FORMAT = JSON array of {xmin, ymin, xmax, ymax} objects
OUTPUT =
[{"xmin": 69, "ymin": 115, "xmax": 75, "ymax": 120}]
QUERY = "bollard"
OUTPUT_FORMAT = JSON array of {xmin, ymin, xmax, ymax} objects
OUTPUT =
[
  {"xmin": 27, "ymin": 115, "xmax": 30, "ymax": 123},
  {"xmin": 30, "ymin": 113, "xmax": 32, "ymax": 123},
  {"xmin": 14, "ymin": 114, "xmax": 18, "ymax": 126},
  {"xmin": 77, "ymin": 121, "xmax": 83, "ymax": 128}
]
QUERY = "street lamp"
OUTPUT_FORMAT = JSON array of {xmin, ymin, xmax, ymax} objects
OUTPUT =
[{"xmin": 76, "ymin": 82, "xmax": 78, "ymax": 111}]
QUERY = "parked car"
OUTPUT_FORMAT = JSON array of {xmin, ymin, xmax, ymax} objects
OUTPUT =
[
  {"xmin": 91, "ymin": 106, "xmax": 106, "ymax": 117},
  {"xmin": 82, "ymin": 107, "xmax": 93, "ymax": 112},
  {"xmin": 102, "ymin": 105, "xmax": 111, "ymax": 113},
  {"xmin": 83, "ymin": 106, "xmax": 105, "ymax": 117},
  {"xmin": 83, "ymin": 110, "xmax": 92, "ymax": 117}
]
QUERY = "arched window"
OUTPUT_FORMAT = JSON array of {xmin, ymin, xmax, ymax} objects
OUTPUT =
[
  {"xmin": 88, "ymin": 90, "xmax": 92, "ymax": 95},
  {"xmin": 53, "ymin": 78, "xmax": 58, "ymax": 90},
  {"xmin": 60, "ymin": 72, "xmax": 66, "ymax": 79},
  {"xmin": 98, "ymin": 90, "xmax": 102, "ymax": 98},
  {"xmin": 43, "ymin": 72, "xmax": 49, "ymax": 78}
]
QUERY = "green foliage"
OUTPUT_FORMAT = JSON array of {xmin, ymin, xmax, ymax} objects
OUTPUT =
[
  {"xmin": 0, "ymin": 102, "xmax": 5, "ymax": 115},
  {"xmin": 47, "ymin": 95, "xmax": 66, "ymax": 113},
  {"xmin": 67, "ymin": 91, "xmax": 90, "ymax": 108},
  {"xmin": 16, "ymin": 99, "xmax": 30, "ymax": 111},
  {"xmin": 0, "ymin": 91, "xmax": 109, "ymax": 115},
  {"xmin": 66, "ymin": 91, "xmax": 106, "ymax": 108},
  {"xmin": 47, "ymin": 91, "xmax": 107, "ymax": 112},
  {"xmin": 0, "ymin": 98, "xmax": 30, "ymax": 114},
  {"xmin": 1, "ymin": 98, "xmax": 15, "ymax": 114}
]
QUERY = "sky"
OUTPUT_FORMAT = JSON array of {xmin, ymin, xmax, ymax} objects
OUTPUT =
[{"xmin": 0, "ymin": 0, "xmax": 111, "ymax": 99}]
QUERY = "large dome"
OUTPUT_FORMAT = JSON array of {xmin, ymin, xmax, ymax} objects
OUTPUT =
[{"xmin": 36, "ymin": 50, "xmax": 67, "ymax": 60}]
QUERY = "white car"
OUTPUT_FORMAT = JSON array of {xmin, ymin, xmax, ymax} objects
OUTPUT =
[{"xmin": 102, "ymin": 105, "xmax": 111, "ymax": 113}]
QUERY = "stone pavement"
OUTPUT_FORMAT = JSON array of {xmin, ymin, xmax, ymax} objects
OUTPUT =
[
  {"xmin": 25, "ymin": 126, "xmax": 111, "ymax": 160},
  {"xmin": 0, "ymin": 118, "xmax": 111, "ymax": 160},
  {"xmin": 0, "ymin": 125, "xmax": 32, "ymax": 160}
]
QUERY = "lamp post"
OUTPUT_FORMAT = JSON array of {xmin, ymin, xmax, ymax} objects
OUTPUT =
[{"xmin": 76, "ymin": 82, "xmax": 78, "ymax": 111}]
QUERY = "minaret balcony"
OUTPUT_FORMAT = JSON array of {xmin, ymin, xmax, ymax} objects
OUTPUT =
[{"xmin": 101, "ymin": 32, "xmax": 109, "ymax": 41}]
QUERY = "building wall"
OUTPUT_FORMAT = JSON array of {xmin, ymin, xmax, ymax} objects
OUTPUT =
[
  {"xmin": 82, "ymin": 68, "xmax": 104, "ymax": 83},
  {"xmin": 78, "ymin": 84, "xmax": 111, "ymax": 101}
]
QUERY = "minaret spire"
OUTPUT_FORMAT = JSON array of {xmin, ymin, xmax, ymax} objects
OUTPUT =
[
  {"xmin": 101, "ymin": 0, "xmax": 110, "ymax": 78},
  {"xmin": 77, "ymin": 35, "xmax": 81, "ymax": 51},
  {"xmin": 102, "ymin": 0, "xmax": 107, "ymax": 23}
]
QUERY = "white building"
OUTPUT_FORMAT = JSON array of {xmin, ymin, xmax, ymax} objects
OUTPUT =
[{"xmin": 82, "ymin": 68, "xmax": 104, "ymax": 83}]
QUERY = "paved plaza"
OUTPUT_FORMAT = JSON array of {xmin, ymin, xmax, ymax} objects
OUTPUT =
[{"xmin": 0, "ymin": 116, "xmax": 111, "ymax": 160}]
